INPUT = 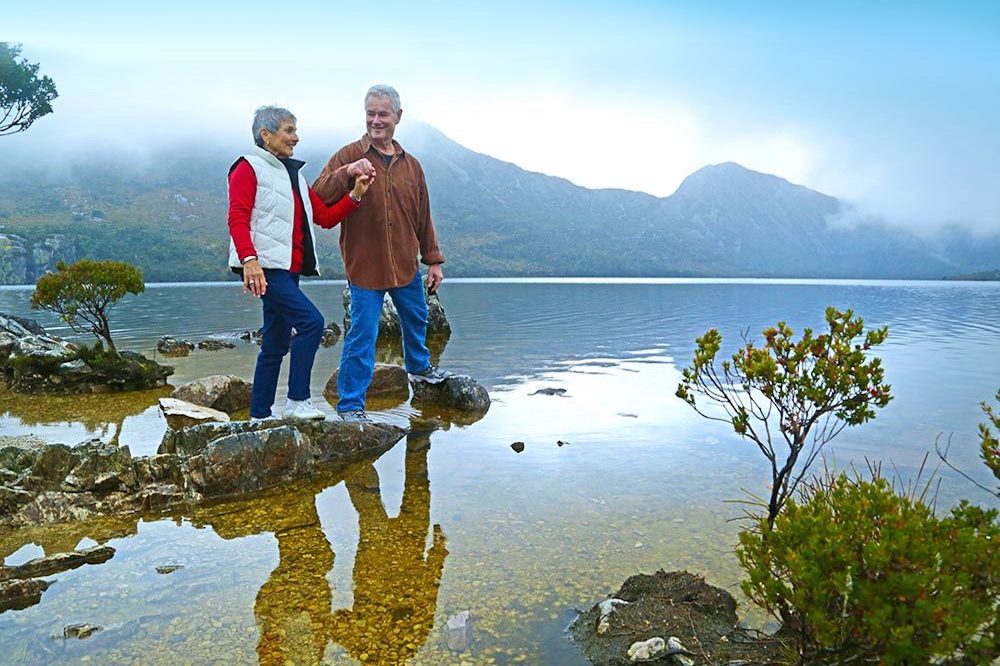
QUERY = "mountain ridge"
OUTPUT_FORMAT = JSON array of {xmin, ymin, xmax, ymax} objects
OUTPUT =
[{"xmin": 0, "ymin": 124, "xmax": 997, "ymax": 284}]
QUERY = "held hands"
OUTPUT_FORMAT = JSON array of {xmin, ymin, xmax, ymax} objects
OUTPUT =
[
  {"xmin": 346, "ymin": 158, "xmax": 376, "ymax": 180},
  {"xmin": 242, "ymin": 259, "xmax": 267, "ymax": 297},
  {"xmin": 350, "ymin": 173, "xmax": 373, "ymax": 201}
]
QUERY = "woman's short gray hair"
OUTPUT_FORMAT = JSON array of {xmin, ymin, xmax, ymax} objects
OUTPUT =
[
  {"xmin": 252, "ymin": 105, "xmax": 295, "ymax": 147},
  {"xmin": 365, "ymin": 85, "xmax": 401, "ymax": 113}
]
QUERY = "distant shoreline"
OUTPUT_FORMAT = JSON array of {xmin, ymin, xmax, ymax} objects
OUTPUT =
[{"xmin": 4, "ymin": 276, "xmax": 1000, "ymax": 291}]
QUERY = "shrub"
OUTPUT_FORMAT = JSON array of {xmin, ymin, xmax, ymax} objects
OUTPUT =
[
  {"xmin": 737, "ymin": 473, "xmax": 1000, "ymax": 663},
  {"xmin": 677, "ymin": 307, "xmax": 891, "ymax": 527}
]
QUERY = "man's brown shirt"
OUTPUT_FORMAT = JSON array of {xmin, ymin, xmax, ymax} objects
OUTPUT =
[{"xmin": 313, "ymin": 134, "xmax": 445, "ymax": 290}]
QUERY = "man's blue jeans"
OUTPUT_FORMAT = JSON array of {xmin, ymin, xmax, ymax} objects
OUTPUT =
[
  {"xmin": 249, "ymin": 269, "xmax": 324, "ymax": 418},
  {"xmin": 337, "ymin": 272, "xmax": 431, "ymax": 413}
]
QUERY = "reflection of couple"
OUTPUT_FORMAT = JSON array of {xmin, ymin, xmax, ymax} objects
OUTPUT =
[
  {"xmin": 227, "ymin": 84, "xmax": 452, "ymax": 426},
  {"xmin": 254, "ymin": 435, "xmax": 447, "ymax": 665}
]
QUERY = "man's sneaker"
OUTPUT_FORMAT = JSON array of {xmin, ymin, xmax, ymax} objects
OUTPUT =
[
  {"xmin": 408, "ymin": 364, "xmax": 454, "ymax": 384},
  {"xmin": 339, "ymin": 409, "xmax": 373, "ymax": 424},
  {"xmin": 281, "ymin": 398, "xmax": 325, "ymax": 420}
]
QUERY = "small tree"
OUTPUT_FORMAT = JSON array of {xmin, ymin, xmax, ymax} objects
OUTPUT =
[
  {"xmin": 676, "ymin": 307, "xmax": 892, "ymax": 527},
  {"xmin": 31, "ymin": 259, "xmax": 144, "ymax": 357},
  {"xmin": 0, "ymin": 43, "xmax": 58, "ymax": 136}
]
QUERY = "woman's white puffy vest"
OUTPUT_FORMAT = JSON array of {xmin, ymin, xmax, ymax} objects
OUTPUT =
[{"xmin": 228, "ymin": 145, "xmax": 319, "ymax": 273}]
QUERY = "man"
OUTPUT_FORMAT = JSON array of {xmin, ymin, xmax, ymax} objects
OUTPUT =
[{"xmin": 314, "ymin": 84, "xmax": 452, "ymax": 424}]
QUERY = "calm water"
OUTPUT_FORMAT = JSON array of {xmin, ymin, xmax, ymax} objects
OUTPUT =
[{"xmin": 0, "ymin": 279, "xmax": 998, "ymax": 664}]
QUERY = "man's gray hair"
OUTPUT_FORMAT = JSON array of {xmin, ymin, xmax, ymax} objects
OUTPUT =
[
  {"xmin": 365, "ymin": 85, "xmax": 401, "ymax": 113},
  {"xmin": 252, "ymin": 105, "xmax": 295, "ymax": 147}
]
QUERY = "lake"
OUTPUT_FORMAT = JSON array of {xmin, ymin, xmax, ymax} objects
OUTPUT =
[{"xmin": 1, "ymin": 278, "xmax": 998, "ymax": 664}]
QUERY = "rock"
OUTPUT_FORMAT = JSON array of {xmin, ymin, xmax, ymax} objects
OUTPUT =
[
  {"xmin": 323, "ymin": 363, "xmax": 409, "ymax": 401},
  {"xmin": 666, "ymin": 637, "xmax": 695, "ymax": 666},
  {"xmin": 171, "ymin": 374, "xmax": 252, "ymax": 414},
  {"xmin": 2, "ymin": 339, "xmax": 173, "ymax": 394},
  {"xmin": 157, "ymin": 336, "xmax": 194, "ymax": 356},
  {"xmin": 0, "ymin": 484, "xmax": 34, "ymax": 514},
  {"xmin": 596, "ymin": 598, "xmax": 629, "ymax": 635},
  {"xmin": 627, "ymin": 637, "xmax": 666, "ymax": 662},
  {"xmin": 155, "ymin": 564, "xmax": 183, "ymax": 575},
  {"xmin": 410, "ymin": 375, "xmax": 490, "ymax": 415},
  {"xmin": 532, "ymin": 387, "xmax": 567, "ymax": 396},
  {"xmin": 571, "ymin": 570, "xmax": 787, "ymax": 665},
  {"xmin": 320, "ymin": 321, "xmax": 341, "ymax": 347},
  {"xmin": 0, "ymin": 577, "xmax": 50, "ymax": 612},
  {"xmin": 29, "ymin": 444, "xmax": 80, "ymax": 488},
  {"xmin": 183, "ymin": 425, "xmax": 314, "ymax": 497},
  {"xmin": 62, "ymin": 440, "xmax": 139, "ymax": 493},
  {"xmin": 0, "ymin": 545, "xmax": 115, "ymax": 581},
  {"xmin": 239, "ymin": 329, "xmax": 262, "ymax": 344},
  {"xmin": 342, "ymin": 288, "xmax": 451, "ymax": 337},
  {"xmin": 134, "ymin": 454, "xmax": 185, "ymax": 486},
  {"xmin": 196, "ymin": 338, "xmax": 236, "ymax": 351},
  {"xmin": 511, "ymin": 442, "xmax": 525, "ymax": 453},
  {"xmin": 445, "ymin": 610, "xmax": 473, "ymax": 652},
  {"xmin": 61, "ymin": 623, "xmax": 103, "ymax": 639},
  {"xmin": 159, "ymin": 397, "xmax": 231, "ymax": 430}
]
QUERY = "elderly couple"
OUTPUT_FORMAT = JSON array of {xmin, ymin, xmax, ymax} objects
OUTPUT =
[{"xmin": 227, "ymin": 85, "xmax": 451, "ymax": 425}]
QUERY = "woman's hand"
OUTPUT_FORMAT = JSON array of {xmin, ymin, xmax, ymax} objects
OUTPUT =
[
  {"xmin": 350, "ymin": 173, "xmax": 373, "ymax": 201},
  {"xmin": 242, "ymin": 259, "xmax": 267, "ymax": 297}
]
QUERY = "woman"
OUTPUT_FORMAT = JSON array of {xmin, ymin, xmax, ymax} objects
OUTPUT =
[{"xmin": 228, "ymin": 105, "xmax": 372, "ymax": 420}]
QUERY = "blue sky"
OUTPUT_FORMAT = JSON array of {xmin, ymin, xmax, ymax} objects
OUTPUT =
[{"xmin": 3, "ymin": 1, "xmax": 999, "ymax": 232}]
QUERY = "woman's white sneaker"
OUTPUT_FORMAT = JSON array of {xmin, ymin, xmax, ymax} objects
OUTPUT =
[{"xmin": 282, "ymin": 398, "xmax": 325, "ymax": 420}]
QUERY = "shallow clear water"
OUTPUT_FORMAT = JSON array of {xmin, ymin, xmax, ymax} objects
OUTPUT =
[{"xmin": 1, "ymin": 279, "xmax": 998, "ymax": 664}]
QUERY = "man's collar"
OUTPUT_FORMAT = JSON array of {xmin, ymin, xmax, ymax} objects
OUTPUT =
[{"xmin": 360, "ymin": 133, "xmax": 405, "ymax": 158}]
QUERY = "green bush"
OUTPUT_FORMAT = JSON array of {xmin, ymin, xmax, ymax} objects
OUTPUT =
[{"xmin": 737, "ymin": 473, "xmax": 1000, "ymax": 663}]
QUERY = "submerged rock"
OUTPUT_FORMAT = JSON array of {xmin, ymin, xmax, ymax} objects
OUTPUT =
[
  {"xmin": 444, "ymin": 610, "xmax": 473, "ymax": 652},
  {"xmin": 155, "ymin": 564, "xmax": 183, "ymax": 575},
  {"xmin": 60, "ymin": 623, "xmax": 103, "ymax": 639},
  {"xmin": 532, "ymin": 387, "xmax": 567, "ymax": 396},
  {"xmin": 171, "ymin": 374, "xmax": 252, "ymax": 414},
  {"xmin": 511, "ymin": 442, "xmax": 525, "ymax": 453}
]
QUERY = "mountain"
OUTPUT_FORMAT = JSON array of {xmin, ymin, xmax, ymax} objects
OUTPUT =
[{"xmin": 0, "ymin": 124, "xmax": 997, "ymax": 284}]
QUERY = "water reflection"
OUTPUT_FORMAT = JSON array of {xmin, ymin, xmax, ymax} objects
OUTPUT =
[
  {"xmin": 179, "ymin": 426, "xmax": 447, "ymax": 665},
  {"xmin": 330, "ymin": 431, "xmax": 446, "ymax": 664},
  {"xmin": 0, "ymin": 387, "xmax": 170, "ymax": 446}
]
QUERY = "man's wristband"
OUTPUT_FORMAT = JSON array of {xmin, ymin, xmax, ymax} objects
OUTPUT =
[{"xmin": 241, "ymin": 255, "xmax": 257, "ymax": 265}]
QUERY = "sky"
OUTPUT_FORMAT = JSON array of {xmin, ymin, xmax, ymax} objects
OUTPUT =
[{"xmin": 3, "ymin": 0, "xmax": 999, "ymax": 234}]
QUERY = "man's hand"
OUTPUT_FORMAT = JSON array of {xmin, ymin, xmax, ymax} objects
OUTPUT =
[
  {"xmin": 242, "ymin": 259, "xmax": 267, "ymax": 297},
  {"xmin": 426, "ymin": 264, "xmax": 444, "ymax": 294},
  {"xmin": 346, "ymin": 158, "xmax": 376, "ymax": 179}
]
